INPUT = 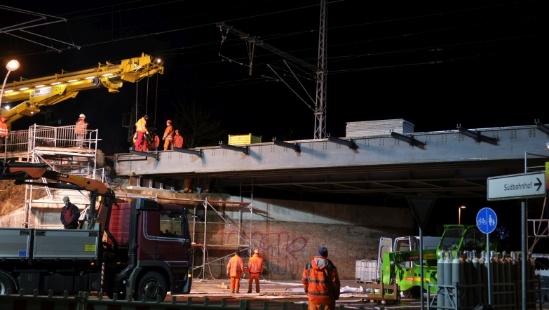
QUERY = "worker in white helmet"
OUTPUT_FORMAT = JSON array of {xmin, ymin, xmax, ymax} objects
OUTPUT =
[{"xmin": 75, "ymin": 113, "xmax": 88, "ymax": 148}]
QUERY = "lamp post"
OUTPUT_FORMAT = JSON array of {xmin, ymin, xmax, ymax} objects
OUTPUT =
[
  {"xmin": 0, "ymin": 59, "xmax": 20, "ymax": 109},
  {"xmin": 458, "ymin": 205, "xmax": 466, "ymax": 225}
]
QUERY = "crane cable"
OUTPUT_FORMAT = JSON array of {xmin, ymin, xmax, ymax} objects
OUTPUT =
[
  {"xmin": 154, "ymin": 74, "xmax": 159, "ymax": 130},
  {"xmin": 134, "ymin": 81, "xmax": 139, "ymax": 128}
]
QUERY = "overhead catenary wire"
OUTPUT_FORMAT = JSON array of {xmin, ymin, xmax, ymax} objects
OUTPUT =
[
  {"xmin": 0, "ymin": 1, "xmax": 541, "ymax": 102},
  {"xmin": 4, "ymin": 1, "xmax": 542, "ymax": 73},
  {"xmin": 1, "ymin": 1, "xmax": 544, "ymax": 142}
]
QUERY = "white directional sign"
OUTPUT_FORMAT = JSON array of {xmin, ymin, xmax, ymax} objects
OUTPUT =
[{"xmin": 487, "ymin": 172, "xmax": 546, "ymax": 201}]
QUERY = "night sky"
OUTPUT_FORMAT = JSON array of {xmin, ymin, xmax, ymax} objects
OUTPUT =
[{"xmin": 1, "ymin": 0, "xmax": 547, "ymax": 155}]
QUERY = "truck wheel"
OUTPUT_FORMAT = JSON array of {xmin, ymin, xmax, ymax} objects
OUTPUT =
[
  {"xmin": 0, "ymin": 273, "xmax": 16, "ymax": 295},
  {"xmin": 135, "ymin": 271, "xmax": 167, "ymax": 301}
]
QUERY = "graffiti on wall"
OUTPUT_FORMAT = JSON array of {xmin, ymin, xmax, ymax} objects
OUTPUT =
[{"xmin": 226, "ymin": 230, "xmax": 308, "ymax": 277}]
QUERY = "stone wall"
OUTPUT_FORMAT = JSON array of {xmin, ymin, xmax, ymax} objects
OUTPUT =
[
  {"xmin": 0, "ymin": 189, "xmax": 93, "ymax": 228},
  {"xmin": 191, "ymin": 197, "xmax": 415, "ymax": 281},
  {"xmin": 0, "ymin": 189, "xmax": 416, "ymax": 281}
]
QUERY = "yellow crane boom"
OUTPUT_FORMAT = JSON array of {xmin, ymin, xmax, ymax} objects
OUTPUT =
[{"xmin": 0, "ymin": 53, "xmax": 163, "ymax": 126}]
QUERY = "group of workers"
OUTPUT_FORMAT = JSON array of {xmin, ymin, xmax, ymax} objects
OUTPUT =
[
  {"xmin": 0, "ymin": 112, "xmax": 185, "ymax": 153},
  {"xmin": 1, "ymin": 111, "xmax": 184, "ymax": 153},
  {"xmin": 134, "ymin": 115, "xmax": 184, "ymax": 152},
  {"xmin": 227, "ymin": 247, "xmax": 341, "ymax": 310},
  {"xmin": 134, "ymin": 114, "xmax": 207, "ymax": 193},
  {"xmin": 226, "ymin": 249, "xmax": 265, "ymax": 294}
]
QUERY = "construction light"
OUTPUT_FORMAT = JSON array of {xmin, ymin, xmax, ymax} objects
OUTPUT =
[{"xmin": 1, "ymin": 59, "xmax": 20, "ymax": 108}]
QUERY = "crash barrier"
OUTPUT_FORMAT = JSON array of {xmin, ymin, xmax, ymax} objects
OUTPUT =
[
  {"xmin": 427, "ymin": 251, "xmax": 543, "ymax": 310},
  {"xmin": 0, "ymin": 291, "xmax": 316, "ymax": 310}
]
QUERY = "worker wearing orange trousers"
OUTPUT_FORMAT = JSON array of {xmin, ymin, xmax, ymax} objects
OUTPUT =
[
  {"xmin": 227, "ymin": 252, "xmax": 244, "ymax": 293},
  {"xmin": 247, "ymin": 249, "xmax": 264, "ymax": 293}
]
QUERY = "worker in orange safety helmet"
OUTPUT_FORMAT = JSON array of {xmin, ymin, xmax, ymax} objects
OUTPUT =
[{"xmin": 162, "ymin": 119, "xmax": 174, "ymax": 151}]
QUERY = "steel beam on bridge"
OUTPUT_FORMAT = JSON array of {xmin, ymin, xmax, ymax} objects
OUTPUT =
[{"xmin": 114, "ymin": 124, "xmax": 549, "ymax": 199}]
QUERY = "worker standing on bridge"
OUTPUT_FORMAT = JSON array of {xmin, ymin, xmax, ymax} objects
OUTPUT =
[
  {"xmin": 75, "ymin": 113, "xmax": 88, "ymax": 148},
  {"xmin": 162, "ymin": 119, "xmax": 174, "ymax": 150},
  {"xmin": 173, "ymin": 129, "xmax": 184, "ymax": 148},
  {"xmin": 247, "ymin": 249, "xmax": 264, "ymax": 293},
  {"xmin": 0, "ymin": 115, "xmax": 8, "ymax": 152},
  {"xmin": 302, "ymin": 247, "xmax": 340, "ymax": 310},
  {"xmin": 134, "ymin": 115, "xmax": 149, "ymax": 151},
  {"xmin": 227, "ymin": 252, "xmax": 244, "ymax": 293}
]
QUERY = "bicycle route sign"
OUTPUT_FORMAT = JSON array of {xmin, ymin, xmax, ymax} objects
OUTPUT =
[{"xmin": 476, "ymin": 207, "xmax": 497, "ymax": 234}]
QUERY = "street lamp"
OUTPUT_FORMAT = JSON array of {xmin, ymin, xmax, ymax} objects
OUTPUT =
[
  {"xmin": 458, "ymin": 205, "xmax": 466, "ymax": 225},
  {"xmin": 0, "ymin": 59, "xmax": 20, "ymax": 109}
]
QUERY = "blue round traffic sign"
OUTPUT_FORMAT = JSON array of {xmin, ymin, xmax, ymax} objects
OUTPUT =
[{"xmin": 476, "ymin": 207, "xmax": 497, "ymax": 234}]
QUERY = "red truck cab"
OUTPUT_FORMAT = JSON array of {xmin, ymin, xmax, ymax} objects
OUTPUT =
[{"xmin": 104, "ymin": 199, "xmax": 193, "ymax": 300}]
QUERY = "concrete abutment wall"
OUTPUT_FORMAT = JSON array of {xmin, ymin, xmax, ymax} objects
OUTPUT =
[{"xmin": 0, "ymin": 190, "xmax": 415, "ymax": 281}]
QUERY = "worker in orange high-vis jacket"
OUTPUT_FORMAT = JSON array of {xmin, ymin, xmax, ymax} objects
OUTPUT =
[
  {"xmin": 173, "ymin": 129, "xmax": 184, "ymax": 148},
  {"xmin": 75, "ymin": 113, "xmax": 88, "ymax": 148},
  {"xmin": 0, "ymin": 115, "xmax": 8, "ymax": 151},
  {"xmin": 162, "ymin": 119, "xmax": 174, "ymax": 150},
  {"xmin": 227, "ymin": 252, "xmax": 244, "ymax": 294},
  {"xmin": 247, "ymin": 249, "xmax": 264, "ymax": 293},
  {"xmin": 302, "ymin": 247, "xmax": 341, "ymax": 310}
]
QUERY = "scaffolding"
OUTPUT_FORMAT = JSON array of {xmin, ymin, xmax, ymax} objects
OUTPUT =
[
  {"xmin": 523, "ymin": 149, "xmax": 549, "ymax": 249},
  {"xmin": 3, "ymin": 124, "xmax": 103, "ymax": 228},
  {"xmin": 3, "ymin": 124, "xmax": 261, "ymax": 278},
  {"xmin": 191, "ymin": 197, "xmax": 255, "ymax": 280}
]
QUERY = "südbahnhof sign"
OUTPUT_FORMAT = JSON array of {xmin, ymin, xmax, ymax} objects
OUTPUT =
[{"xmin": 487, "ymin": 172, "xmax": 546, "ymax": 201}]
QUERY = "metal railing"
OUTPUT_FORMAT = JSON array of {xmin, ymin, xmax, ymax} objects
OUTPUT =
[
  {"xmin": 4, "ymin": 124, "xmax": 99, "ymax": 154},
  {"xmin": 2, "ymin": 124, "xmax": 104, "ymax": 228},
  {"xmin": 3, "ymin": 124, "xmax": 100, "ymax": 177}
]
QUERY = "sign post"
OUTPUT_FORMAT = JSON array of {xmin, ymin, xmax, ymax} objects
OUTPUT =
[
  {"xmin": 488, "ymin": 171, "xmax": 546, "ymax": 310},
  {"xmin": 407, "ymin": 195, "xmax": 436, "ymax": 310},
  {"xmin": 477, "ymin": 207, "xmax": 497, "ymax": 307},
  {"xmin": 487, "ymin": 171, "xmax": 546, "ymax": 310}
]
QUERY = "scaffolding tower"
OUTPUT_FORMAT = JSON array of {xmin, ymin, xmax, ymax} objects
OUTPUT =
[
  {"xmin": 3, "ymin": 124, "xmax": 103, "ymax": 228},
  {"xmin": 190, "ymin": 197, "xmax": 256, "ymax": 280}
]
